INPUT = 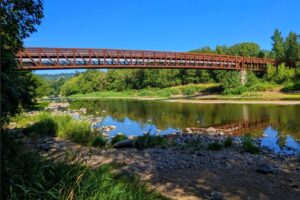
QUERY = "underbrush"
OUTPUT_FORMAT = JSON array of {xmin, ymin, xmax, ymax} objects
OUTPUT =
[
  {"xmin": 241, "ymin": 134, "xmax": 260, "ymax": 154},
  {"xmin": 1, "ymin": 132, "xmax": 167, "ymax": 200},
  {"xmin": 13, "ymin": 112, "xmax": 93, "ymax": 145},
  {"xmin": 134, "ymin": 133, "xmax": 167, "ymax": 149},
  {"xmin": 111, "ymin": 134, "xmax": 128, "ymax": 145}
]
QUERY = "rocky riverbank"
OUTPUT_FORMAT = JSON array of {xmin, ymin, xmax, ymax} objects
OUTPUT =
[
  {"xmin": 10, "ymin": 102, "xmax": 300, "ymax": 199},
  {"xmin": 21, "ymin": 135, "xmax": 300, "ymax": 200}
]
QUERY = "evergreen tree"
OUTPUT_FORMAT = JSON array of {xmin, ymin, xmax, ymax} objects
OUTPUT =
[
  {"xmin": 284, "ymin": 32, "xmax": 300, "ymax": 67},
  {"xmin": 271, "ymin": 29, "xmax": 285, "ymax": 61}
]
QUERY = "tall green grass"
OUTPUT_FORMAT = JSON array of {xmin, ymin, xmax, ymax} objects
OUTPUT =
[
  {"xmin": 13, "ymin": 112, "xmax": 93, "ymax": 145},
  {"xmin": 1, "ymin": 132, "xmax": 167, "ymax": 200}
]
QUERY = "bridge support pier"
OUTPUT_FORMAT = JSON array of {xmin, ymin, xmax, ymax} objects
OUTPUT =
[{"xmin": 241, "ymin": 69, "xmax": 247, "ymax": 85}]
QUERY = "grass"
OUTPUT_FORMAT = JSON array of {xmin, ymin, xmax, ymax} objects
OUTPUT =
[
  {"xmin": 68, "ymin": 84, "xmax": 220, "ymax": 99},
  {"xmin": 241, "ymin": 134, "xmax": 260, "ymax": 154},
  {"xmin": 208, "ymin": 142, "xmax": 222, "ymax": 151},
  {"xmin": 13, "ymin": 112, "xmax": 94, "ymax": 145},
  {"xmin": 111, "ymin": 133, "xmax": 128, "ymax": 145},
  {"xmin": 224, "ymin": 137, "xmax": 233, "ymax": 147},
  {"xmin": 134, "ymin": 133, "xmax": 167, "ymax": 149},
  {"xmin": 1, "ymin": 132, "xmax": 167, "ymax": 200}
]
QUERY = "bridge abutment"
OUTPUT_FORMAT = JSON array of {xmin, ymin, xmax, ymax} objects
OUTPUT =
[{"xmin": 241, "ymin": 69, "xmax": 247, "ymax": 85}]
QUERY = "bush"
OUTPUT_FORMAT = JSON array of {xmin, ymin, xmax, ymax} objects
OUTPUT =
[
  {"xmin": 224, "ymin": 137, "xmax": 233, "ymax": 147},
  {"xmin": 134, "ymin": 134, "xmax": 167, "ymax": 149},
  {"xmin": 208, "ymin": 142, "xmax": 222, "ymax": 151},
  {"xmin": 182, "ymin": 86, "xmax": 198, "ymax": 96},
  {"xmin": 242, "ymin": 135, "xmax": 260, "ymax": 154},
  {"xmin": 111, "ymin": 134, "xmax": 128, "ymax": 145},
  {"xmin": 223, "ymin": 85, "xmax": 248, "ymax": 95},
  {"xmin": 91, "ymin": 135, "xmax": 107, "ymax": 147},
  {"xmin": 247, "ymin": 82, "xmax": 276, "ymax": 92}
]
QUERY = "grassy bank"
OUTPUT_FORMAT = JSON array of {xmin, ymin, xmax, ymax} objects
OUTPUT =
[
  {"xmin": 67, "ymin": 83, "xmax": 300, "ymax": 101},
  {"xmin": 1, "ymin": 132, "xmax": 167, "ymax": 200},
  {"xmin": 69, "ymin": 83, "xmax": 220, "ymax": 99}
]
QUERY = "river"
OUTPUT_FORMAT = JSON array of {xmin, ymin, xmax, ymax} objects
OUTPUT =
[{"xmin": 69, "ymin": 99, "xmax": 300, "ymax": 154}]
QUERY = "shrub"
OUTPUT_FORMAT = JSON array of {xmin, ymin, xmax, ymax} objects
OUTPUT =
[
  {"xmin": 91, "ymin": 135, "xmax": 107, "ymax": 147},
  {"xmin": 241, "ymin": 135, "xmax": 260, "ymax": 154},
  {"xmin": 223, "ymin": 85, "xmax": 248, "ymax": 95},
  {"xmin": 182, "ymin": 86, "xmax": 198, "ymax": 96},
  {"xmin": 111, "ymin": 134, "xmax": 128, "ymax": 145},
  {"xmin": 134, "ymin": 134, "xmax": 167, "ymax": 149},
  {"xmin": 223, "ymin": 137, "xmax": 233, "ymax": 147},
  {"xmin": 208, "ymin": 142, "xmax": 222, "ymax": 151}
]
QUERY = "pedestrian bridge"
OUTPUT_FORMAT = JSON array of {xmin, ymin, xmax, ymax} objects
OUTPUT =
[{"xmin": 17, "ymin": 47, "xmax": 275, "ymax": 71}]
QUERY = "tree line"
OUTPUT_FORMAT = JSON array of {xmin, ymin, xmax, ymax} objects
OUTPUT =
[{"xmin": 50, "ymin": 30, "xmax": 299, "ymax": 96}]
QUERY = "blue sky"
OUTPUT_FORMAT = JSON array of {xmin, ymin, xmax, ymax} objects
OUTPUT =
[{"xmin": 26, "ymin": 0, "xmax": 300, "ymax": 74}]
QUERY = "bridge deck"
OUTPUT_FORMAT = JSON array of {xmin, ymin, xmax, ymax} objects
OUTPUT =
[{"xmin": 17, "ymin": 48, "xmax": 275, "ymax": 70}]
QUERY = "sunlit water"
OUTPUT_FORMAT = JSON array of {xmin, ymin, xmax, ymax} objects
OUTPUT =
[{"xmin": 69, "ymin": 99, "xmax": 300, "ymax": 154}]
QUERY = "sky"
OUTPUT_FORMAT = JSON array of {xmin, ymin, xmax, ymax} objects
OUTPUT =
[{"xmin": 25, "ymin": 0, "xmax": 300, "ymax": 74}]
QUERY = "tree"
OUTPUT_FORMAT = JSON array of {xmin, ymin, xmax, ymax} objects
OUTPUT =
[
  {"xmin": 227, "ymin": 42, "xmax": 260, "ymax": 57},
  {"xmin": 271, "ymin": 29, "xmax": 285, "ymax": 61},
  {"xmin": 1, "ymin": 0, "xmax": 44, "ymax": 125},
  {"xmin": 284, "ymin": 32, "xmax": 300, "ymax": 67}
]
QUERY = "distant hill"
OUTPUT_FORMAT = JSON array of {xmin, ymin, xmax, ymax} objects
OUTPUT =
[{"xmin": 39, "ymin": 73, "xmax": 76, "ymax": 80}]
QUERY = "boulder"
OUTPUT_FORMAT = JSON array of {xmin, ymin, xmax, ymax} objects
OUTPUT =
[
  {"xmin": 256, "ymin": 163, "xmax": 275, "ymax": 174},
  {"xmin": 113, "ymin": 139, "xmax": 133, "ymax": 148}
]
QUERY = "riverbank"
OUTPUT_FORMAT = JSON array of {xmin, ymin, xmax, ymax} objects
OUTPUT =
[
  {"xmin": 7, "ymin": 105, "xmax": 300, "ymax": 199},
  {"xmin": 20, "ymin": 135, "xmax": 300, "ymax": 200},
  {"xmin": 58, "ymin": 84, "xmax": 300, "ymax": 102}
]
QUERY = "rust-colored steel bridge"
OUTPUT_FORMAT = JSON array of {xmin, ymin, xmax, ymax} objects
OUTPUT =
[{"xmin": 17, "ymin": 47, "xmax": 275, "ymax": 71}]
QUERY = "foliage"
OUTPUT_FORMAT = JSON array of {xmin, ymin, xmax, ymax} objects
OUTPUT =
[
  {"xmin": 284, "ymin": 32, "xmax": 300, "ymax": 67},
  {"xmin": 223, "ymin": 137, "xmax": 233, "ymax": 147},
  {"xmin": 1, "ymin": 133, "xmax": 166, "ymax": 200},
  {"xmin": 23, "ymin": 114, "xmax": 58, "ymax": 137},
  {"xmin": 266, "ymin": 63, "xmax": 295, "ymax": 84},
  {"xmin": 91, "ymin": 135, "xmax": 108, "ymax": 147},
  {"xmin": 241, "ymin": 135, "xmax": 260, "ymax": 154},
  {"xmin": 14, "ymin": 112, "xmax": 93, "ymax": 145},
  {"xmin": 111, "ymin": 134, "xmax": 128, "ymax": 145},
  {"xmin": 1, "ymin": 0, "xmax": 43, "ymax": 127},
  {"xmin": 208, "ymin": 142, "xmax": 222, "ymax": 151},
  {"xmin": 134, "ymin": 134, "xmax": 167, "ymax": 149},
  {"xmin": 33, "ymin": 74, "xmax": 53, "ymax": 97},
  {"xmin": 271, "ymin": 29, "xmax": 285, "ymax": 61}
]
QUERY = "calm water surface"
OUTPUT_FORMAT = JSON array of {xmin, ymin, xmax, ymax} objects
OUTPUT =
[{"xmin": 70, "ymin": 99, "xmax": 300, "ymax": 154}]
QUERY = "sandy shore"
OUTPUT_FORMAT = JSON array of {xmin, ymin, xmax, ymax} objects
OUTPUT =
[{"xmin": 166, "ymin": 99, "xmax": 300, "ymax": 105}]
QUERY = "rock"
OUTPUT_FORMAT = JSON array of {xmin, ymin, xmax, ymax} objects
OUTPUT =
[
  {"xmin": 256, "ymin": 163, "xmax": 275, "ymax": 174},
  {"xmin": 39, "ymin": 143, "xmax": 52, "ymax": 151},
  {"xmin": 207, "ymin": 127, "xmax": 217, "ymax": 136},
  {"xmin": 113, "ymin": 139, "xmax": 133, "ymax": 148},
  {"xmin": 210, "ymin": 191, "xmax": 224, "ymax": 200}
]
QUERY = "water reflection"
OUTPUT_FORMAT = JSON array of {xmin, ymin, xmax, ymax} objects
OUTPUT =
[{"xmin": 70, "ymin": 99, "xmax": 300, "ymax": 153}]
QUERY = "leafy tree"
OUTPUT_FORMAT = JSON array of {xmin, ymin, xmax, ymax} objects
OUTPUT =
[
  {"xmin": 271, "ymin": 29, "xmax": 285, "ymax": 61},
  {"xmin": 33, "ymin": 74, "xmax": 52, "ymax": 97},
  {"xmin": 1, "ymin": 0, "xmax": 43, "ymax": 125},
  {"xmin": 227, "ymin": 42, "xmax": 260, "ymax": 57}
]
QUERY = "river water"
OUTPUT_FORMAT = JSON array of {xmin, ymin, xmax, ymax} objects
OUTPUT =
[{"xmin": 69, "ymin": 99, "xmax": 300, "ymax": 154}]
